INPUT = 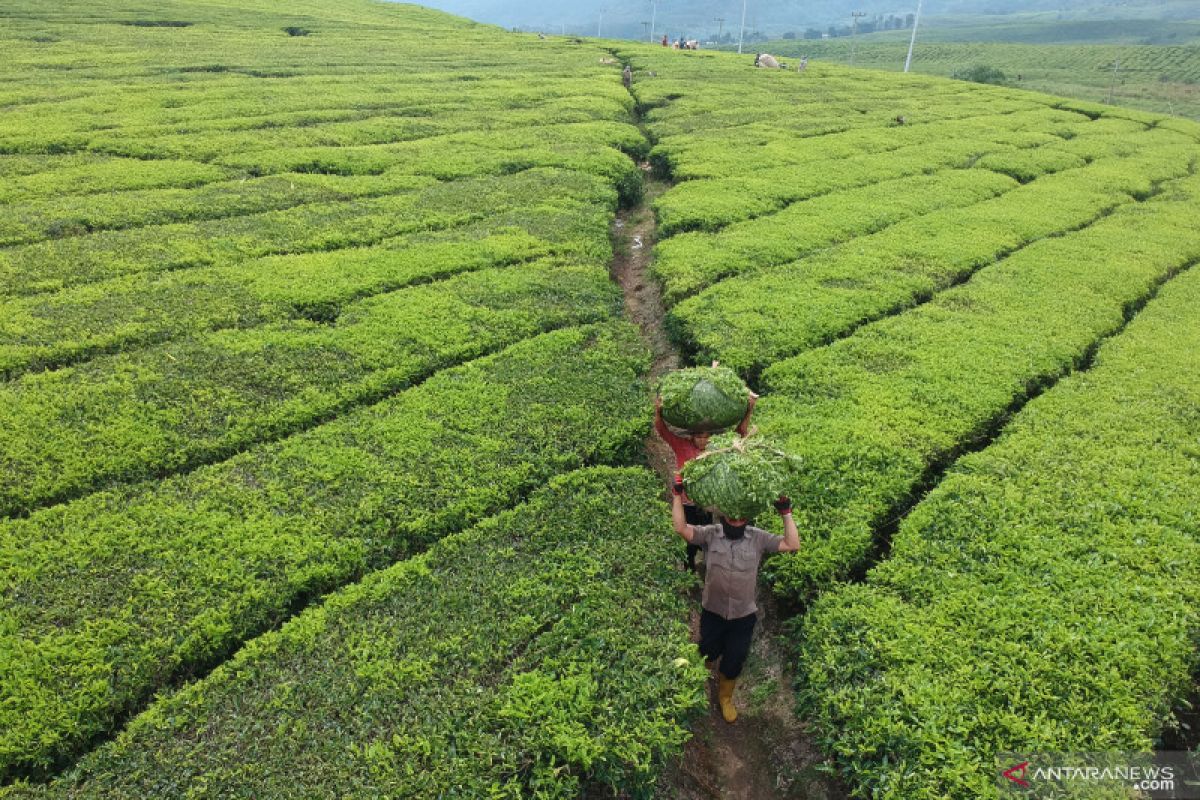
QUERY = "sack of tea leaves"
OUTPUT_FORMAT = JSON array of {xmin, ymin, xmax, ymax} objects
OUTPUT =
[
  {"xmin": 657, "ymin": 366, "xmax": 750, "ymax": 433},
  {"xmin": 681, "ymin": 434, "xmax": 802, "ymax": 520}
]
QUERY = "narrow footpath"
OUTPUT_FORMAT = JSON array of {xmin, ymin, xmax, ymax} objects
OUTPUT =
[{"xmin": 608, "ymin": 157, "xmax": 845, "ymax": 799}]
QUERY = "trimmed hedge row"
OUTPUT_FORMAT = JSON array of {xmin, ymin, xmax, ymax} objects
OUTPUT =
[
  {"xmin": 669, "ymin": 140, "xmax": 1194, "ymax": 375},
  {"xmin": 0, "ymin": 258, "xmax": 620, "ymax": 515},
  {"xmin": 10, "ymin": 467, "xmax": 707, "ymax": 800},
  {"xmin": 646, "ymin": 103, "xmax": 1083, "ymax": 182},
  {"xmin": 645, "ymin": 105, "xmax": 1140, "ymax": 236},
  {"xmin": 0, "ymin": 322, "xmax": 651, "ymax": 781},
  {"xmin": 0, "ymin": 78, "xmax": 627, "ymax": 148},
  {"xmin": 73, "ymin": 95, "xmax": 633, "ymax": 162},
  {"xmin": 0, "ymin": 198, "xmax": 612, "ymax": 378},
  {"xmin": 756, "ymin": 171, "xmax": 1200, "ymax": 602},
  {"xmin": 649, "ymin": 136, "xmax": 1025, "ymax": 238},
  {"xmin": 0, "ymin": 171, "xmax": 434, "ymax": 247},
  {"xmin": 0, "ymin": 167, "xmax": 613, "ymax": 297},
  {"xmin": 797, "ymin": 253, "xmax": 1200, "ymax": 799},
  {"xmin": 211, "ymin": 120, "xmax": 648, "ymax": 204},
  {"xmin": 0, "ymin": 157, "xmax": 229, "ymax": 205},
  {"xmin": 652, "ymin": 169, "xmax": 1017, "ymax": 304}
]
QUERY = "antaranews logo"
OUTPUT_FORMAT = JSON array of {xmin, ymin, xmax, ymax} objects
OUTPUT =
[
  {"xmin": 997, "ymin": 751, "xmax": 1200, "ymax": 798},
  {"xmin": 1002, "ymin": 761, "xmax": 1031, "ymax": 789}
]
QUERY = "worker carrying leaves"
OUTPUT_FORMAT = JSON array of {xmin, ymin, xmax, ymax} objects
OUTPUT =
[
  {"xmin": 671, "ymin": 475, "xmax": 800, "ymax": 724},
  {"xmin": 654, "ymin": 363, "xmax": 756, "ymax": 572}
]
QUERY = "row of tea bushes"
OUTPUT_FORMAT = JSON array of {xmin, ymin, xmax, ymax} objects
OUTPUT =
[
  {"xmin": 0, "ymin": 323, "xmax": 650, "ymax": 780},
  {"xmin": 0, "ymin": 258, "xmax": 619, "ymax": 515},
  {"xmin": 0, "ymin": 167, "xmax": 616, "ymax": 296},
  {"xmin": 8, "ymin": 467, "xmax": 706, "ymax": 800},
  {"xmin": 757, "ymin": 172, "xmax": 1200, "ymax": 601},
  {"xmin": 0, "ymin": 181, "xmax": 613, "ymax": 379},
  {"xmin": 797, "ymin": 256, "xmax": 1200, "ymax": 798},
  {"xmin": 669, "ymin": 139, "xmax": 1195, "ymax": 375}
]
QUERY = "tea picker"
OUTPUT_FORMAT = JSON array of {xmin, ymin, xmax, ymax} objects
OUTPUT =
[
  {"xmin": 653, "ymin": 364, "xmax": 756, "ymax": 571},
  {"xmin": 670, "ymin": 440, "xmax": 801, "ymax": 723}
]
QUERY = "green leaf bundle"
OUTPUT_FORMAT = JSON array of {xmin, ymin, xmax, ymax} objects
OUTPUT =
[
  {"xmin": 681, "ymin": 435, "xmax": 802, "ymax": 520},
  {"xmin": 656, "ymin": 365, "xmax": 750, "ymax": 432}
]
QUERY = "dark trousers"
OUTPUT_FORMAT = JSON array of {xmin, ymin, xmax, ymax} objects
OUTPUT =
[
  {"xmin": 699, "ymin": 608, "xmax": 757, "ymax": 679},
  {"xmin": 684, "ymin": 503, "xmax": 711, "ymax": 572}
]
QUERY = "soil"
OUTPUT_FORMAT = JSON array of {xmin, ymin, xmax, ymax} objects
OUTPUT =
[{"xmin": 609, "ymin": 164, "xmax": 849, "ymax": 800}]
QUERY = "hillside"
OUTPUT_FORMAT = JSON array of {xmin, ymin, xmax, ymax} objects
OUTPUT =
[
  {"xmin": 2, "ymin": 1, "xmax": 1200, "ymax": 798},
  {"xmin": 410, "ymin": 0, "xmax": 1200, "ymax": 38},
  {"xmin": 765, "ymin": 38, "xmax": 1200, "ymax": 120}
]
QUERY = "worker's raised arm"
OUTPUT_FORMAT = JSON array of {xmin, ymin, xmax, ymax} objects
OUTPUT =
[
  {"xmin": 774, "ymin": 496, "xmax": 801, "ymax": 553},
  {"xmin": 671, "ymin": 476, "xmax": 696, "ymax": 543}
]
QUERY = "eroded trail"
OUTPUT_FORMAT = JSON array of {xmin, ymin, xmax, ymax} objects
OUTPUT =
[{"xmin": 609, "ymin": 155, "xmax": 845, "ymax": 799}]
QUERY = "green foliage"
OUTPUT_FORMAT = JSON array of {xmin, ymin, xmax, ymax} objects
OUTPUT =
[
  {"xmin": 766, "ymin": 37, "xmax": 1200, "ymax": 120},
  {"xmin": 950, "ymin": 64, "xmax": 1008, "ymax": 85},
  {"xmin": 656, "ymin": 365, "xmax": 750, "ymax": 431},
  {"xmin": 0, "ymin": 168, "xmax": 617, "ymax": 296},
  {"xmin": 630, "ymin": 44, "xmax": 1200, "ymax": 795},
  {"xmin": 669, "ymin": 141, "xmax": 1194, "ymax": 375},
  {"xmin": 10, "ymin": 468, "xmax": 707, "ymax": 799},
  {"xmin": 0, "ymin": 323, "xmax": 651, "ymax": 781},
  {"xmin": 0, "ymin": 259, "xmax": 620, "ymax": 515},
  {"xmin": 682, "ymin": 436, "xmax": 803, "ymax": 520},
  {"xmin": 653, "ymin": 168, "xmax": 1017, "ymax": 303},
  {"xmin": 754, "ymin": 173, "xmax": 1200, "ymax": 602},
  {"xmin": 797, "ymin": 260, "xmax": 1200, "ymax": 798},
  {"xmin": 0, "ymin": 200, "xmax": 613, "ymax": 379}
]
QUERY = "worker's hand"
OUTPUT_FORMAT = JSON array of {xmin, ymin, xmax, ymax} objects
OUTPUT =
[
  {"xmin": 711, "ymin": 360, "xmax": 720, "ymax": 368},
  {"xmin": 673, "ymin": 474, "xmax": 685, "ymax": 496},
  {"xmin": 654, "ymin": 394, "xmax": 663, "ymax": 411},
  {"xmin": 774, "ymin": 496, "xmax": 792, "ymax": 515},
  {"xmin": 748, "ymin": 392, "xmax": 758, "ymax": 408}
]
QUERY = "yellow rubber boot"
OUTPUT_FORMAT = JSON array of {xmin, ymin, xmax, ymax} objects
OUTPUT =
[{"xmin": 717, "ymin": 675, "xmax": 738, "ymax": 723}]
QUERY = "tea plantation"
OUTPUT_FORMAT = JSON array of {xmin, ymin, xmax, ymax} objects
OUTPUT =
[
  {"xmin": 628, "ymin": 45, "xmax": 1200, "ymax": 797},
  {"xmin": 2, "ymin": 0, "xmax": 1199, "ymax": 797}
]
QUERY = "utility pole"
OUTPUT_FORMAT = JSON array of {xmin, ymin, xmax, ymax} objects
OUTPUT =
[
  {"xmin": 597, "ymin": 7, "xmax": 605, "ymax": 38},
  {"xmin": 1106, "ymin": 57, "xmax": 1120, "ymax": 104},
  {"xmin": 650, "ymin": 0, "xmax": 658, "ymax": 43},
  {"xmin": 714, "ymin": 17, "xmax": 725, "ymax": 38},
  {"xmin": 903, "ymin": 0, "xmax": 923, "ymax": 72},
  {"xmin": 641, "ymin": 20, "xmax": 650, "ymax": 39},
  {"xmin": 850, "ymin": 11, "xmax": 866, "ymax": 66},
  {"xmin": 737, "ymin": 0, "xmax": 748, "ymax": 54}
]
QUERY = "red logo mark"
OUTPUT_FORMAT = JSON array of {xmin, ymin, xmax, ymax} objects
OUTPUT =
[{"xmin": 1003, "ymin": 761, "xmax": 1031, "ymax": 788}]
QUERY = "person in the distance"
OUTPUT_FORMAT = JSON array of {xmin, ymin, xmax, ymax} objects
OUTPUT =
[{"xmin": 670, "ymin": 478, "xmax": 800, "ymax": 723}]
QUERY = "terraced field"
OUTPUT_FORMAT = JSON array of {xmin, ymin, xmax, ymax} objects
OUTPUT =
[
  {"xmin": 3, "ymin": 1, "xmax": 1200, "ymax": 797},
  {"xmin": 0, "ymin": 2, "xmax": 700, "ymax": 795},
  {"xmin": 768, "ymin": 38, "xmax": 1200, "ymax": 120},
  {"xmin": 627, "ymin": 45, "xmax": 1200, "ymax": 797}
]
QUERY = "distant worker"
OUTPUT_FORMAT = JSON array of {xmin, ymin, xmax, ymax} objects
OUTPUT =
[
  {"xmin": 655, "ymin": 387, "xmax": 757, "ymax": 573},
  {"xmin": 622, "ymin": 64, "xmax": 632, "ymax": 89},
  {"xmin": 797, "ymin": 55, "xmax": 809, "ymax": 71},
  {"xmin": 686, "ymin": 39, "xmax": 700, "ymax": 50},
  {"xmin": 754, "ymin": 53, "xmax": 781, "ymax": 69},
  {"xmin": 662, "ymin": 33, "xmax": 669, "ymax": 47},
  {"xmin": 670, "ymin": 477, "xmax": 800, "ymax": 723}
]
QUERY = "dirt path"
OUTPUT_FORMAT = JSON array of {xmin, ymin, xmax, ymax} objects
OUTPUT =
[{"xmin": 609, "ymin": 157, "xmax": 846, "ymax": 800}]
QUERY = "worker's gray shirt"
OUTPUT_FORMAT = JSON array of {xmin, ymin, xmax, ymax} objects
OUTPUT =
[{"xmin": 691, "ymin": 524, "xmax": 783, "ymax": 620}]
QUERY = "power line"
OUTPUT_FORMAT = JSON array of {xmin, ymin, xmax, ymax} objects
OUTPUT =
[
  {"xmin": 737, "ymin": 0, "xmax": 748, "ymax": 54},
  {"xmin": 904, "ymin": 0, "xmax": 923, "ymax": 72},
  {"xmin": 850, "ymin": 11, "xmax": 866, "ymax": 66}
]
